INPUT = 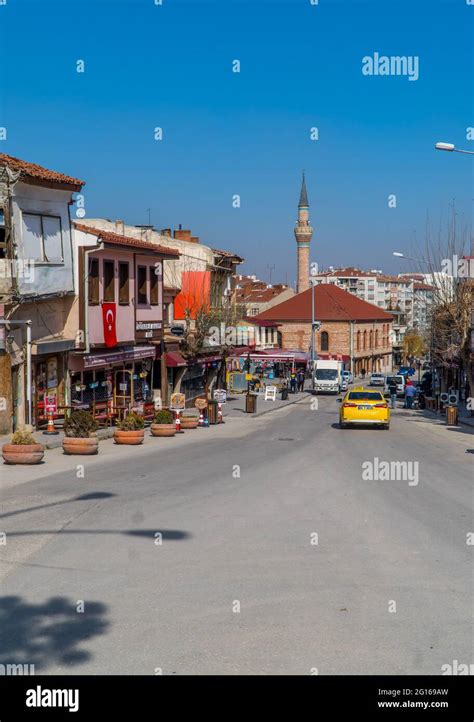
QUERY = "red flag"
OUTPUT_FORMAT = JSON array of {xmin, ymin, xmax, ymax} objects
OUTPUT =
[{"xmin": 102, "ymin": 303, "xmax": 117, "ymax": 347}]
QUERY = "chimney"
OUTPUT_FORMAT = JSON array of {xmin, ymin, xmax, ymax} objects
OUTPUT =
[
  {"xmin": 190, "ymin": 236, "xmax": 200, "ymax": 244},
  {"xmin": 116, "ymin": 220, "xmax": 125, "ymax": 235},
  {"xmin": 160, "ymin": 228, "xmax": 172, "ymax": 237},
  {"xmin": 173, "ymin": 229, "xmax": 192, "ymax": 241}
]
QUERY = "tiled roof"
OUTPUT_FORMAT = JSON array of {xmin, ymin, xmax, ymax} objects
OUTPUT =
[
  {"xmin": 0, "ymin": 153, "xmax": 85, "ymax": 190},
  {"xmin": 414, "ymin": 282, "xmax": 434, "ymax": 291},
  {"xmin": 74, "ymin": 223, "xmax": 180, "ymax": 256},
  {"xmin": 212, "ymin": 247, "xmax": 244, "ymax": 262},
  {"xmin": 256, "ymin": 284, "xmax": 393, "ymax": 322}
]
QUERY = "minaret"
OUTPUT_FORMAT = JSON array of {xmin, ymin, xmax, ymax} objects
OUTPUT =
[{"xmin": 294, "ymin": 172, "xmax": 313, "ymax": 293}]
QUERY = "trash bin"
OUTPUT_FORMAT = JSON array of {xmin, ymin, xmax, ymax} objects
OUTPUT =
[
  {"xmin": 281, "ymin": 387, "xmax": 289, "ymax": 400},
  {"xmin": 207, "ymin": 400, "xmax": 218, "ymax": 425},
  {"xmin": 446, "ymin": 405, "xmax": 458, "ymax": 426},
  {"xmin": 245, "ymin": 393, "xmax": 258, "ymax": 413}
]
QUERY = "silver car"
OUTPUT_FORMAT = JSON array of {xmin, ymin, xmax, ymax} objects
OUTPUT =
[{"xmin": 370, "ymin": 373, "xmax": 385, "ymax": 387}]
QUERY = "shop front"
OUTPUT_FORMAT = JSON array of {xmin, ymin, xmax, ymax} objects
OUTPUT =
[
  {"xmin": 31, "ymin": 338, "xmax": 76, "ymax": 429},
  {"xmin": 68, "ymin": 346, "xmax": 157, "ymax": 421}
]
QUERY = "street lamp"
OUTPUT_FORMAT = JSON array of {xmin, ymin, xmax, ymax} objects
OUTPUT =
[{"xmin": 435, "ymin": 142, "xmax": 474, "ymax": 156}]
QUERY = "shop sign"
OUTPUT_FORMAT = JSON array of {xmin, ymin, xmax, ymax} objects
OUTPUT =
[
  {"xmin": 195, "ymin": 397, "xmax": 208, "ymax": 410},
  {"xmin": 45, "ymin": 395, "xmax": 57, "ymax": 414},
  {"xmin": 83, "ymin": 346, "xmax": 156, "ymax": 369},
  {"xmin": 213, "ymin": 389, "xmax": 227, "ymax": 405},
  {"xmin": 136, "ymin": 321, "xmax": 162, "ymax": 340},
  {"xmin": 170, "ymin": 392, "xmax": 186, "ymax": 411}
]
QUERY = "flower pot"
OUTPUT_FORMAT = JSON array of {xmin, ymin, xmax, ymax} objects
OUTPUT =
[
  {"xmin": 114, "ymin": 429, "xmax": 145, "ymax": 445},
  {"xmin": 63, "ymin": 437, "xmax": 99, "ymax": 455},
  {"xmin": 180, "ymin": 416, "xmax": 199, "ymax": 429},
  {"xmin": 150, "ymin": 423, "xmax": 176, "ymax": 437},
  {"xmin": 2, "ymin": 443, "xmax": 44, "ymax": 465}
]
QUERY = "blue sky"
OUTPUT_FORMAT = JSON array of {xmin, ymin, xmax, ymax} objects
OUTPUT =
[{"xmin": 1, "ymin": 0, "xmax": 472, "ymax": 284}]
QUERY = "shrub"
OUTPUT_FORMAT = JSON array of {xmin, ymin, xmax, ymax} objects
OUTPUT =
[
  {"xmin": 10, "ymin": 427, "xmax": 36, "ymax": 445},
  {"xmin": 153, "ymin": 409, "xmax": 174, "ymax": 424},
  {"xmin": 64, "ymin": 410, "xmax": 98, "ymax": 438},
  {"xmin": 117, "ymin": 412, "xmax": 145, "ymax": 431}
]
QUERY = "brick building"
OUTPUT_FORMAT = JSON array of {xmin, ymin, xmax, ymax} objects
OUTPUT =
[{"xmin": 255, "ymin": 283, "xmax": 394, "ymax": 375}]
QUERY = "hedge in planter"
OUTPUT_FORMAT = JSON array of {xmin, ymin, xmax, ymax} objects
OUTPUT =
[
  {"xmin": 114, "ymin": 412, "xmax": 145, "ymax": 445},
  {"xmin": 180, "ymin": 412, "xmax": 199, "ymax": 429},
  {"xmin": 2, "ymin": 427, "xmax": 44, "ymax": 465},
  {"xmin": 150, "ymin": 409, "xmax": 176, "ymax": 437},
  {"xmin": 63, "ymin": 410, "xmax": 99, "ymax": 455}
]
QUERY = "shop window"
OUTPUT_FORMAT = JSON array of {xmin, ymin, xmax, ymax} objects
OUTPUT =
[
  {"xmin": 103, "ymin": 260, "xmax": 115, "ymax": 302},
  {"xmin": 150, "ymin": 266, "xmax": 159, "ymax": 305},
  {"xmin": 320, "ymin": 331, "xmax": 329, "ymax": 352},
  {"xmin": 119, "ymin": 262, "xmax": 129, "ymax": 305},
  {"xmin": 22, "ymin": 213, "xmax": 63, "ymax": 263},
  {"xmin": 137, "ymin": 266, "xmax": 148, "ymax": 304},
  {"xmin": 0, "ymin": 209, "xmax": 6, "ymax": 259},
  {"xmin": 88, "ymin": 258, "xmax": 99, "ymax": 305}
]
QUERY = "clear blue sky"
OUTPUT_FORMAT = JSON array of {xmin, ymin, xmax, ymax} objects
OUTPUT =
[{"xmin": 1, "ymin": 0, "xmax": 472, "ymax": 285}]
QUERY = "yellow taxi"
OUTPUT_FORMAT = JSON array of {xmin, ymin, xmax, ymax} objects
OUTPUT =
[{"xmin": 338, "ymin": 386, "xmax": 390, "ymax": 430}]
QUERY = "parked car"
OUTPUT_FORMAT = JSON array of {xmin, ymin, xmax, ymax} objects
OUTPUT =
[
  {"xmin": 340, "ymin": 378, "xmax": 349, "ymax": 392},
  {"xmin": 341, "ymin": 370, "xmax": 354, "ymax": 384},
  {"xmin": 384, "ymin": 375, "xmax": 405, "ymax": 397},
  {"xmin": 338, "ymin": 387, "xmax": 390, "ymax": 429},
  {"xmin": 369, "ymin": 373, "xmax": 385, "ymax": 387}
]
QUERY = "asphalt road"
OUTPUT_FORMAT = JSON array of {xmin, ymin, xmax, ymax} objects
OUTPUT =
[{"xmin": 0, "ymin": 395, "xmax": 472, "ymax": 675}]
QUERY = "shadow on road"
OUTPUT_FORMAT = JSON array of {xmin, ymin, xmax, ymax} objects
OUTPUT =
[
  {"xmin": 0, "ymin": 595, "xmax": 109, "ymax": 671},
  {"xmin": 0, "ymin": 491, "xmax": 117, "ymax": 520},
  {"xmin": 4, "ymin": 528, "xmax": 191, "ymax": 540}
]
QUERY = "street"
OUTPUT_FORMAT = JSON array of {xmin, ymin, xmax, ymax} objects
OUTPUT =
[{"xmin": 0, "ymin": 395, "xmax": 472, "ymax": 675}]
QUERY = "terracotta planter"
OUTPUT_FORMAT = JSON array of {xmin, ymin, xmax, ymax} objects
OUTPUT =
[
  {"xmin": 63, "ymin": 437, "xmax": 99, "ymax": 455},
  {"xmin": 180, "ymin": 416, "xmax": 199, "ymax": 429},
  {"xmin": 114, "ymin": 429, "xmax": 145, "ymax": 445},
  {"xmin": 2, "ymin": 443, "xmax": 44, "ymax": 465},
  {"xmin": 150, "ymin": 423, "xmax": 176, "ymax": 437}
]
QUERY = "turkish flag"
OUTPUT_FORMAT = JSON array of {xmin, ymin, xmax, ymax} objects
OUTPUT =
[{"xmin": 102, "ymin": 303, "xmax": 117, "ymax": 347}]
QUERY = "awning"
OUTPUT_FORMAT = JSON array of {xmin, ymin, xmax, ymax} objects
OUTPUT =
[
  {"xmin": 82, "ymin": 346, "xmax": 156, "ymax": 369},
  {"xmin": 165, "ymin": 351, "xmax": 187, "ymax": 367},
  {"xmin": 236, "ymin": 350, "xmax": 309, "ymax": 363}
]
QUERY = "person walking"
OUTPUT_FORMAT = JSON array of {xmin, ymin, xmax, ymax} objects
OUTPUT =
[
  {"xmin": 297, "ymin": 369, "xmax": 305, "ymax": 393},
  {"xmin": 290, "ymin": 371, "xmax": 297, "ymax": 394},
  {"xmin": 404, "ymin": 381, "xmax": 416, "ymax": 409},
  {"xmin": 388, "ymin": 377, "xmax": 398, "ymax": 409}
]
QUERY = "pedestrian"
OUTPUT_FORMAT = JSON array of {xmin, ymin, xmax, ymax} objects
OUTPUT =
[
  {"xmin": 387, "ymin": 377, "xmax": 397, "ymax": 409},
  {"xmin": 290, "ymin": 372, "xmax": 297, "ymax": 394},
  {"xmin": 297, "ymin": 369, "xmax": 305, "ymax": 393},
  {"xmin": 405, "ymin": 381, "xmax": 416, "ymax": 409}
]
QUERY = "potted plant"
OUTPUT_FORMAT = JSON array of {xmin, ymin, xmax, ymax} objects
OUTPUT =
[
  {"xmin": 114, "ymin": 411, "xmax": 145, "ymax": 445},
  {"xmin": 150, "ymin": 409, "xmax": 176, "ymax": 437},
  {"xmin": 63, "ymin": 410, "xmax": 99, "ymax": 455},
  {"xmin": 180, "ymin": 411, "xmax": 199, "ymax": 429},
  {"xmin": 2, "ymin": 427, "xmax": 44, "ymax": 465}
]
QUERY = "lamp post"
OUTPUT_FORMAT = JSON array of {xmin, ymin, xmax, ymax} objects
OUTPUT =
[{"xmin": 435, "ymin": 142, "xmax": 474, "ymax": 156}]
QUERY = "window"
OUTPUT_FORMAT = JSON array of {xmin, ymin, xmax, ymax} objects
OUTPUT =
[
  {"xmin": 103, "ymin": 260, "xmax": 115, "ymax": 302},
  {"xmin": 356, "ymin": 331, "xmax": 361, "ymax": 351},
  {"xmin": 150, "ymin": 266, "xmax": 159, "ymax": 305},
  {"xmin": 137, "ymin": 266, "xmax": 148, "ymax": 304},
  {"xmin": 363, "ymin": 330, "xmax": 367, "ymax": 350},
  {"xmin": 119, "ymin": 262, "xmax": 129, "ymax": 305},
  {"xmin": 88, "ymin": 258, "xmax": 99, "ymax": 305},
  {"xmin": 369, "ymin": 330, "xmax": 373, "ymax": 348},
  {"xmin": 375, "ymin": 330, "xmax": 379, "ymax": 347},
  {"xmin": 22, "ymin": 213, "xmax": 63, "ymax": 262},
  {"xmin": 320, "ymin": 331, "xmax": 329, "ymax": 352}
]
